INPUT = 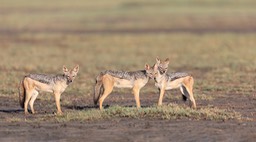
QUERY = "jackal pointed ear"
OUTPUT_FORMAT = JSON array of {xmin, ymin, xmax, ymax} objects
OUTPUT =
[
  {"xmin": 145, "ymin": 64, "xmax": 150, "ymax": 70},
  {"xmin": 156, "ymin": 57, "xmax": 161, "ymax": 64},
  {"xmin": 153, "ymin": 63, "xmax": 158, "ymax": 70},
  {"xmin": 73, "ymin": 65, "xmax": 79, "ymax": 73},
  {"xmin": 165, "ymin": 58, "xmax": 170, "ymax": 65},
  {"xmin": 63, "ymin": 65, "xmax": 69, "ymax": 74}
]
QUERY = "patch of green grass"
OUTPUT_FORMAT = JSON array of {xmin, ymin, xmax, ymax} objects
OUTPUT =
[{"xmin": 53, "ymin": 104, "xmax": 241, "ymax": 122}]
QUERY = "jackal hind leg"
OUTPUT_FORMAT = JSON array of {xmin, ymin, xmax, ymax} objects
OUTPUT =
[
  {"xmin": 99, "ymin": 79, "xmax": 114, "ymax": 110},
  {"xmin": 184, "ymin": 85, "xmax": 196, "ymax": 109},
  {"xmin": 29, "ymin": 90, "xmax": 39, "ymax": 114},
  {"xmin": 132, "ymin": 86, "xmax": 141, "ymax": 108},
  {"xmin": 183, "ymin": 77, "xmax": 196, "ymax": 109},
  {"xmin": 24, "ymin": 90, "xmax": 33, "ymax": 115}
]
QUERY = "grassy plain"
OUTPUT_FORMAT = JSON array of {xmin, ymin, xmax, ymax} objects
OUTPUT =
[
  {"xmin": 0, "ymin": 0, "xmax": 255, "ymax": 137},
  {"xmin": 1, "ymin": 0, "xmax": 256, "ymax": 122},
  {"xmin": 1, "ymin": 0, "xmax": 256, "ymax": 141},
  {"xmin": 1, "ymin": 33, "xmax": 255, "ymax": 121}
]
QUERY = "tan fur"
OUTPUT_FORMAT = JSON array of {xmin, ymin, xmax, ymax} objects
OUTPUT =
[
  {"xmin": 155, "ymin": 58, "xmax": 196, "ymax": 108},
  {"xmin": 19, "ymin": 65, "xmax": 79, "ymax": 115},
  {"xmin": 95, "ymin": 64, "xmax": 158, "ymax": 110},
  {"xmin": 156, "ymin": 76, "xmax": 196, "ymax": 108},
  {"xmin": 98, "ymin": 74, "xmax": 146, "ymax": 110},
  {"xmin": 22, "ymin": 78, "xmax": 68, "ymax": 115}
]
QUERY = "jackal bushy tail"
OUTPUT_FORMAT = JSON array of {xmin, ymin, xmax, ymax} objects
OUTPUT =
[
  {"xmin": 19, "ymin": 78, "xmax": 25, "ymax": 108},
  {"xmin": 181, "ymin": 85, "xmax": 188, "ymax": 101},
  {"xmin": 94, "ymin": 73, "xmax": 104, "ymax": 105}
]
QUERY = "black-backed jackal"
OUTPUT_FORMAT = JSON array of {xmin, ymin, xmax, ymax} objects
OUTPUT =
[
  {"xmin": 155, "ymin": 58, "xmax": 196, "ymax": 108},
  {"xmin": 19, "ymin": 65, "xmax": 79, "ymax": 115},
  {"xmin": 94, "ymin": 64, "xmax": 158, "ymax": 110}
]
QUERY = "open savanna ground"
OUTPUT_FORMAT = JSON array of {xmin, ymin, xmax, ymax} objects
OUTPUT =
[{"xmin": 0, "ymin": 0, "xmax": 256, "ymax": 141}]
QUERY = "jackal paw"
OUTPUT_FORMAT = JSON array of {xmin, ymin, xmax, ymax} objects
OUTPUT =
[
  {"xmin": 55, "ymin": 111, "xmax": 63, "ymax": 115},
  {"xmin": 157, "ymin": 103, "xmax": 163, "ymax": 106},
  {"xmin": 31, "ymin": 111, "xmax": 37, "ymax": 114}
]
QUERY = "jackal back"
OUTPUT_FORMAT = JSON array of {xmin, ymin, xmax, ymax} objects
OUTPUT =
[
  {"xmin": 26, "ymin": 74, "xmax": 69, "ymax": 85},
  {"xmin": 166, "ymin": 72, "xmax": 190, "ymax": 81},
  {"xmin": 102, "ymin": 70, "xmax": 148, "ymax": 81}
]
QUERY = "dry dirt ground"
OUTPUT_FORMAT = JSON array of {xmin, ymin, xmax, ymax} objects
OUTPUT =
[{"xmin": 0, "ymin": 86, "xmax": 255, "ymax": 142}]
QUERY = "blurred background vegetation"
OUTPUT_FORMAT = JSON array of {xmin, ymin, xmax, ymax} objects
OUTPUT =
[{"xmin": 0, "ymin": 0, "xmax": 255, "ymax": 107}]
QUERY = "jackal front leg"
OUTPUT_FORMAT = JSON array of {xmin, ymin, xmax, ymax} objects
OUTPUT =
[
  {"xmin": 54, "ymin": 92, "xmax": 63, "ymax": 115},
  {"xmin": 133, "ymin": 86, "xmax": 141, "ymax": 108},
  {"xmin": 158, "ymin": 87, "xmax": 166, "ymax": 106}
]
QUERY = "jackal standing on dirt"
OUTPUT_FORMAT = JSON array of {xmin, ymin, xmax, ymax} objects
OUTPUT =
[
  {"xmin": 94, "ymin": 64, "xmax": 158, "ymax": 110},
  {"xmin": 154, "ymin": 58, "xmax": 196, "ymax": 108},
  {"xmin": 19, "ymin": 65, "xmax": 79, "ymax": 115}
]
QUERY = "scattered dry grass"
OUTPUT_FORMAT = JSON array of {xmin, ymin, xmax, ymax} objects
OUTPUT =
[
  {"xmin": 7, "ymin": 104, "xmax": 240, "ymax": 123},
  {"xmin": 1, "ymin": 0, "xmax": 256, "ymax": 122}
]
